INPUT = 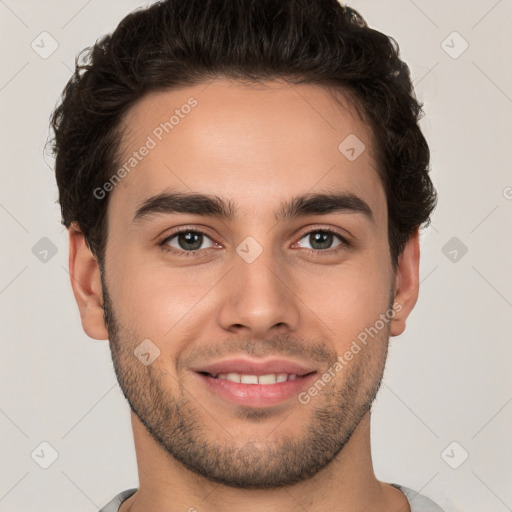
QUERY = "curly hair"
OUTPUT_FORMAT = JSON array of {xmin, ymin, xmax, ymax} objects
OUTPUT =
[{"xmin": 49, "ymin": 0, "xmax": 437, "ymax": 270}]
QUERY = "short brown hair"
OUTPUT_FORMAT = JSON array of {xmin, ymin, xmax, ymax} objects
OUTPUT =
[{"xmin": 49, "ymin": 0, "xmax": 437, "ymax": 269}]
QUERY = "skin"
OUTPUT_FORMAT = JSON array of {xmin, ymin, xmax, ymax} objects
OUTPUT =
[{"xmin": 68, "ymin": 79, "xmax": 420, "ymax": 512}]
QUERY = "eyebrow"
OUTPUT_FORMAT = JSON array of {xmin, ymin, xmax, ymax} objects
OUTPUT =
[{"xmin": 132, "ymin": 190, "xmax": 374, "ymax": 225}]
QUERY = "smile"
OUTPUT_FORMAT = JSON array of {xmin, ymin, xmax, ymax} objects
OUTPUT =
[
  {"xmin": 196, "ymin": 370, "xmax": 317, "ymax": 407},
  {"xmin": 203, "ymin": 372, "xmax": 302, "ymax": 384}
]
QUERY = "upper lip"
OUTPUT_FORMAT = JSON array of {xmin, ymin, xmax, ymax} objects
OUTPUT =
[{"xmin": 192, "ymin": 357, "xmax": 317, "ymax": 377}]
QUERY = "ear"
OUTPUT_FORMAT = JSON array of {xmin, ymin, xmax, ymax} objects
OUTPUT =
[
  {"xmin": 68, "ymin": 223, "xmax": 109, "ymax": 340},
  {"xmin": 389, "ymin": 227, "xmax": 420, "ymax": 337}
]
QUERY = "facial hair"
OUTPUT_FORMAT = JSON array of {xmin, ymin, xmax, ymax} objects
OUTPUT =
[{"xmin": 100, "ymin": 268, "xmax": 393, "ymax": 489}]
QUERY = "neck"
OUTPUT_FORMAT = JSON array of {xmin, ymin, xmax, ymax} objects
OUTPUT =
[{"xmin": 119, "ymin": 412, "xmax": 410, "ymax": 512}]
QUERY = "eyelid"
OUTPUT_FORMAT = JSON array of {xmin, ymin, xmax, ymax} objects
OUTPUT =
[{"xmin": 295, "ymin": 224, "xmax": 351, "ymax": 243}]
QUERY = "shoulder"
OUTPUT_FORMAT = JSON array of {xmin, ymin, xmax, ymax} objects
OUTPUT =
[
  {"xmin": 391, "ymin": 484, "xmax": 445, "ymax": 512},
  {"xmin": 98, "ymin": 488, "xmax": 138, "ymax": 512}
]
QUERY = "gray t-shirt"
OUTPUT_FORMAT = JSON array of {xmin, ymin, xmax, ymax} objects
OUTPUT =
[{"xmin": 98, "ymin": 484, "xmax": 445, "ymax": 511}]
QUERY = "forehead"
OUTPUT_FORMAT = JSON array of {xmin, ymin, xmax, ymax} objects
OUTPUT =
[{"xmin": 110, "ymin": 79, "xmax": 385, "ymax": 225}]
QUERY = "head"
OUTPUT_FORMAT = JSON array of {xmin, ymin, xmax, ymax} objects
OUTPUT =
[{"xmin": 51, "ymin": 0, "xmax": 437, "ymax": 489}]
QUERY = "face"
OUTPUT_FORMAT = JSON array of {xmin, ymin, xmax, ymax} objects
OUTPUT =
[{"xmin": 96, "ymin": 79, "xmax": 401, "ymax": 488}]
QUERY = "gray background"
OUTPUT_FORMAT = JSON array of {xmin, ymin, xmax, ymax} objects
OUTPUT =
[{"xmin": 1, "ymin": 1, "xmax": 511, "ymax": 510}]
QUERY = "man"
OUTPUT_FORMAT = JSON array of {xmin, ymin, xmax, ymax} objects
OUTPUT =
[{"xmin": 50, "ymin": 0, "xmax": 442, "ymax": 510}]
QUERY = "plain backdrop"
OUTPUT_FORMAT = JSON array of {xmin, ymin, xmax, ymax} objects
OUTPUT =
[{"xmin": 1, "ymin": 1, "xmax": 511, "ymax": 511}]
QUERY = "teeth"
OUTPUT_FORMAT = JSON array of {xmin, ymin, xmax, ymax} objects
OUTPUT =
[
  {"xmin": 211, "ymin": 373, "xmax": 299, "ymax": 384},
  {"xmin": 240, "ymin": 374, "xmax": 259, "ymax": 384},
  {"xmin": 258, "ymin": 374, "xmax": 277, "ymax": 384}
]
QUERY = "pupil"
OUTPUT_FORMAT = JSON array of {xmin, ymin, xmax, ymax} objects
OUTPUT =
[
  {"xmin": 311, "ymin": 232, "xmax": 332, "ymax": 250},
  {"xmin": 179, "ymin": 232, "xmax": 202, "ymax": 250}
]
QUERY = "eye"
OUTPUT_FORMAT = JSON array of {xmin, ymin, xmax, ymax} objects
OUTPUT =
[
  {"xmin": 295, "ymin": 229, "xmax": 348, "ymax": 252},
  {"xmin": 160, "ymin": 227, "xmax": 350, "ymax": 258},
  {"xmin": 161, "ymin": 229, "xmax": 216, "ymax": 254}
]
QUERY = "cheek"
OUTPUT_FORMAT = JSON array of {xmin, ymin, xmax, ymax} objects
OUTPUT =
[
  {"xmin": 108, "ymin": 257, "xmax": 216, "ymax": 341},
  {"xmin": 306, "ymin": 258, "xmax": 392, "ymax": 350}
]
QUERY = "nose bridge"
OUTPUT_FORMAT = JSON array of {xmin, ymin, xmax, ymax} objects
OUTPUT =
[{"xmin": 216, "ymin": 236, "xmax": 300, "ymax": 334}]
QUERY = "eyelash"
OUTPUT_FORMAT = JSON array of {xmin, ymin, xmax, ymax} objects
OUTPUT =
[{"xmin": 159, "ymin": 227, "xmax": 351, "ymax": 258}]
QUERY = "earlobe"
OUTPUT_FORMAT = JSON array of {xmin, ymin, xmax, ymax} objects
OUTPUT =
[
  {"xmin": 68, "ymin": 223, "xmax": 109, "ymax": 340},
  {"xmin": 389, "ymin": 228, "xmax": 420, "ymax": 337}
]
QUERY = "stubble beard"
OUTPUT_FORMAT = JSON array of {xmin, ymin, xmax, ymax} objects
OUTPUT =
[{"xmin": 100, "ymin": 270, "xmax": 390, "ymax": 489}]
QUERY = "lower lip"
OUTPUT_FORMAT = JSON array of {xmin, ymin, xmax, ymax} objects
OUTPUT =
[{"xmin": 196, "ymin": 372, "xmax": 317, "ymax": 407}]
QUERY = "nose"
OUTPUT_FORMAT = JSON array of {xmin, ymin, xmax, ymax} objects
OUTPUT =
[{"xmin": 216, "ymin": 246, "xmax": 301, "ymax": 337}]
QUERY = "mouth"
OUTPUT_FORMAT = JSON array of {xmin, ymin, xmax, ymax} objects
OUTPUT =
[
  {"xmin": 192, "ymin": 358, "xmax": 318, "ymax": 407},
  {"xmin": 192, "ymin": 357, "xmax": 317, "ymax": 379},
  {"xmin": 198, "ymin": 371, "xmax": 313, "ymax": 384}
]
